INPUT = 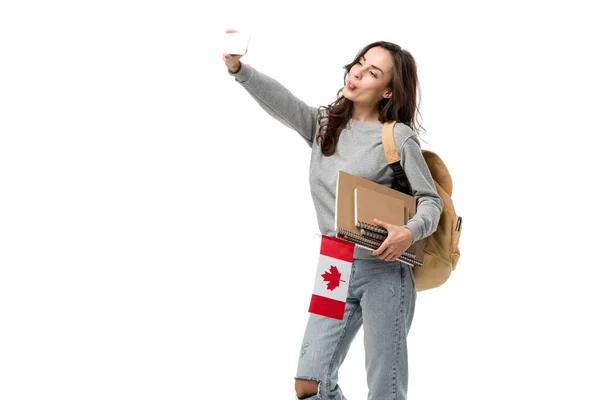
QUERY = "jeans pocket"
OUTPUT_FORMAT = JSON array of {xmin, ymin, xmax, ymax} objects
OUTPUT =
[
  {"xmin": 398, "ymin": 262, "xmax": 416, "ymax": 291},
  {"xmin": 408, "ymin": 265, "xmax": 417, "ymax": 299}
]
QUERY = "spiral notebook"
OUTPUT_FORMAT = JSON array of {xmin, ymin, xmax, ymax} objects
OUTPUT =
[{"xmin": 335, "ymin": 170, "xmax": 424, "ymax": 267}]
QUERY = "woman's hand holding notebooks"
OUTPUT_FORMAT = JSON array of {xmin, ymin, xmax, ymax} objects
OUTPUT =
[
  {"xmin": 335, "ymin": 170, "xmax": 424, "ymax": 266},
  {"xmin": 369, "ymin": 217, "xmax": 414, "ymax": 261},
  {"xmin": 354, "ymin": 186, "xmax": 413, "ymax": 261}
]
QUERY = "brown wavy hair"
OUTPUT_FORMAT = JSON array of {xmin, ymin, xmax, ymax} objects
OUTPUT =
[{"xmin": 316, "ymin": 41, "xmax": 426, "ymax": 156}]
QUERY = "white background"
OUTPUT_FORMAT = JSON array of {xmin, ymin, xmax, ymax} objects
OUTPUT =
[{"xmin": 1, "ymin": 1, "xmax": 599, "ymax": 399}]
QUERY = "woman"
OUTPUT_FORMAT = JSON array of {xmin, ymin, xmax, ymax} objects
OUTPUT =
[{"xmin": 222, "ymin": 29, "xmax": 442, "ymax": 400}]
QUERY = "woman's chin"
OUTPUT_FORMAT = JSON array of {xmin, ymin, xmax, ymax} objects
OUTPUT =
[{"xmin": 342, "ymin": 88, "xmax": 355, "ymax": 100}]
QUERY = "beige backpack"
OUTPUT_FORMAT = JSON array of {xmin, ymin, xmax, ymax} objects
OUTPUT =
[{"xmin": 382, "ymin": 121, "xmax": 462, "ymax": 291}]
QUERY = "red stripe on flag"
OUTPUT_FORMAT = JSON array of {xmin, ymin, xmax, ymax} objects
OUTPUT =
[
  {"xmin": 308, "ymin": 294, "xmax": 346, "ymax": 320},
  {"xmin": 320, "ymin": 235, "xmax": 355, "ymax": 262}
]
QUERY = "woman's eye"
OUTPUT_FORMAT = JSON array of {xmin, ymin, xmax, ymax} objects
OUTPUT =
[
  {"xmin": 356, "ymin": 61, "xmax": 376, "ymax": 77},
  {"xmin": 356, "ymin": 61, "xmax": 377, "ymax": 78}
]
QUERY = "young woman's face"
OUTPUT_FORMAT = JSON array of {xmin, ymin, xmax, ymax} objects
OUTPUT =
[{"xmin": 342, "ymin": 46, "xmax": 394, "ymax": 106}]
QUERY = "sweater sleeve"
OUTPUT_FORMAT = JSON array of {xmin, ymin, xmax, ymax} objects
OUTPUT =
[
  {"xmin": 399, "ymin": 135, "xmax": 444, "ymax": 243},
  {"xmin": 227, "ymin": 62, "xmax": 319, "ymax": 147}
]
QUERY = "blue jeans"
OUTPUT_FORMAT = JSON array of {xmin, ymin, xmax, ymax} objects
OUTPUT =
[{"xmin": 295, "ymin": 258, "xmax": 417, "ymax": 400}]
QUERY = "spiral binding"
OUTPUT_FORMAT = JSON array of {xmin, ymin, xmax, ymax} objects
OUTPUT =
[
  {"xmin": 336, "ymin": 228, "xmax": 422, "ymax": 266},
  {"xmin": 360, "ymin": 228, "xmax": 387, "ymax": 241},
  {"xmin": 343, "ymin": 229, "xmax": 384, "ymax": 248},
  {"xmin": 356, "ymin": 221, "xmax": 388, "ymax": 235}
]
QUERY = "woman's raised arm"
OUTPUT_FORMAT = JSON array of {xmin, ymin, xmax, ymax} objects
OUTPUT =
[{"xmin": 223, "ymin": 30, "xmax": 319, "ymax": 146}]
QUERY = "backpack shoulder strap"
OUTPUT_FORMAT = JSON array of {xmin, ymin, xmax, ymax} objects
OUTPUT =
[
  {"xmin": 382, "ymin": 121, "xmax": 400, "ymax": 163},
  {"xmin": 382, "ymin": 121, "xmax": 413, "ymax": 195}
]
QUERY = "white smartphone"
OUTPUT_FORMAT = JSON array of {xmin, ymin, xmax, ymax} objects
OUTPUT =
[{"xmin": 222, "ymin": 32, "xmax": 250, "ymax": 55}]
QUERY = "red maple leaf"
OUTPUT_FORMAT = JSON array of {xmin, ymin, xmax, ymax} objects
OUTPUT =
[{"xmin": 321, "ymin": 265, "xmax": 346, "ymax": 291}]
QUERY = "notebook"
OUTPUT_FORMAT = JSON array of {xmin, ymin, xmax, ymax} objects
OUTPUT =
[
  {"xmin": 335, "ymin": 170, "xmax": 425, "ymax": 267},
  {"xmin": 354, "ymin": 186, "xmax": 406, "ymax": 234}
]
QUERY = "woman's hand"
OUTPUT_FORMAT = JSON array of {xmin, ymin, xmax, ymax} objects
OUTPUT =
[
  {"xmin": 222, "ymin": 29, "xmax": 247, "ymax": 73},
  {"xmin": 371, "ymin": 218, "xmax": 414, "ymax": 261}
]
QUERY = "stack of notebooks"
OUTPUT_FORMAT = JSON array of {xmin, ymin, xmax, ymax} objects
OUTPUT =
[{"xmin": 335, "ymin": 170, "xmax": 424, "ymax": 267}]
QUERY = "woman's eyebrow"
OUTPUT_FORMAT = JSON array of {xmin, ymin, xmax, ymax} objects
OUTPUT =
[{"xmin": 360, "ymin": 55, "xmax": 383, "ymax": 74}]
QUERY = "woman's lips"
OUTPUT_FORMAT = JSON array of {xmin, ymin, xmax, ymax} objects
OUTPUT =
[{"xmin": 347, "ymin": 81, "xmax": 356, "ymax": 90}]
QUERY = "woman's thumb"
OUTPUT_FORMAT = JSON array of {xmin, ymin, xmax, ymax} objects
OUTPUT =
[{"xmin": 373, "ymin": 218, "xmax": 387, "ymax": 228}]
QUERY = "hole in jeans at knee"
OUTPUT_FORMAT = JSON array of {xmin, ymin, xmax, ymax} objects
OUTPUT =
[{"xmin": 295, "ymin": 377, "xmax": 320, "ymax": 399}]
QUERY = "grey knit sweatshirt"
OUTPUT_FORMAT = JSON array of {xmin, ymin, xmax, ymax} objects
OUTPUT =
[{"xmin": 228, "ymin": 62, "xmax": 443, "ymax": 260}]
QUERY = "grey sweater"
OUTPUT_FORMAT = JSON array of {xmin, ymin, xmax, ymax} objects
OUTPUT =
[{"xmin": 228, "ymin": 62, "xmax": 443, "ymax": 260}]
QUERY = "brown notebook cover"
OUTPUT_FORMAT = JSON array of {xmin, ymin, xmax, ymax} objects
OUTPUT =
[
  {"xmin": 354, "ymin": 186, "xmax": 405, "ymax": 232},
  {"xmin": 335, "ymin": 170, "xmax": 424, "ymax": 266}
]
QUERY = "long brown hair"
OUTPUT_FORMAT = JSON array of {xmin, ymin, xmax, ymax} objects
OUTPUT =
[{"xmin": 316, "ymin": 41, "xmax": 425, "ymax": 156}]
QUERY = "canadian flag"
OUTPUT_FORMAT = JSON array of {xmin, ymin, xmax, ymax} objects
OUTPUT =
[{"xmin": 308, "ymin": 235, "xmax": 355, "ymax": 320}]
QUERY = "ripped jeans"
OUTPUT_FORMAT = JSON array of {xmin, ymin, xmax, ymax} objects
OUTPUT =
[{"xmin": 295, "ymin": 258, "xmax": 417, "ymax": 400}]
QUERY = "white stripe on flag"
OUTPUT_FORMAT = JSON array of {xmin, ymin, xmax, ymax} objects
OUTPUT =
[{"xmin": 312, "ymin": 254, "xmax": 352, "ymax": 302}]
